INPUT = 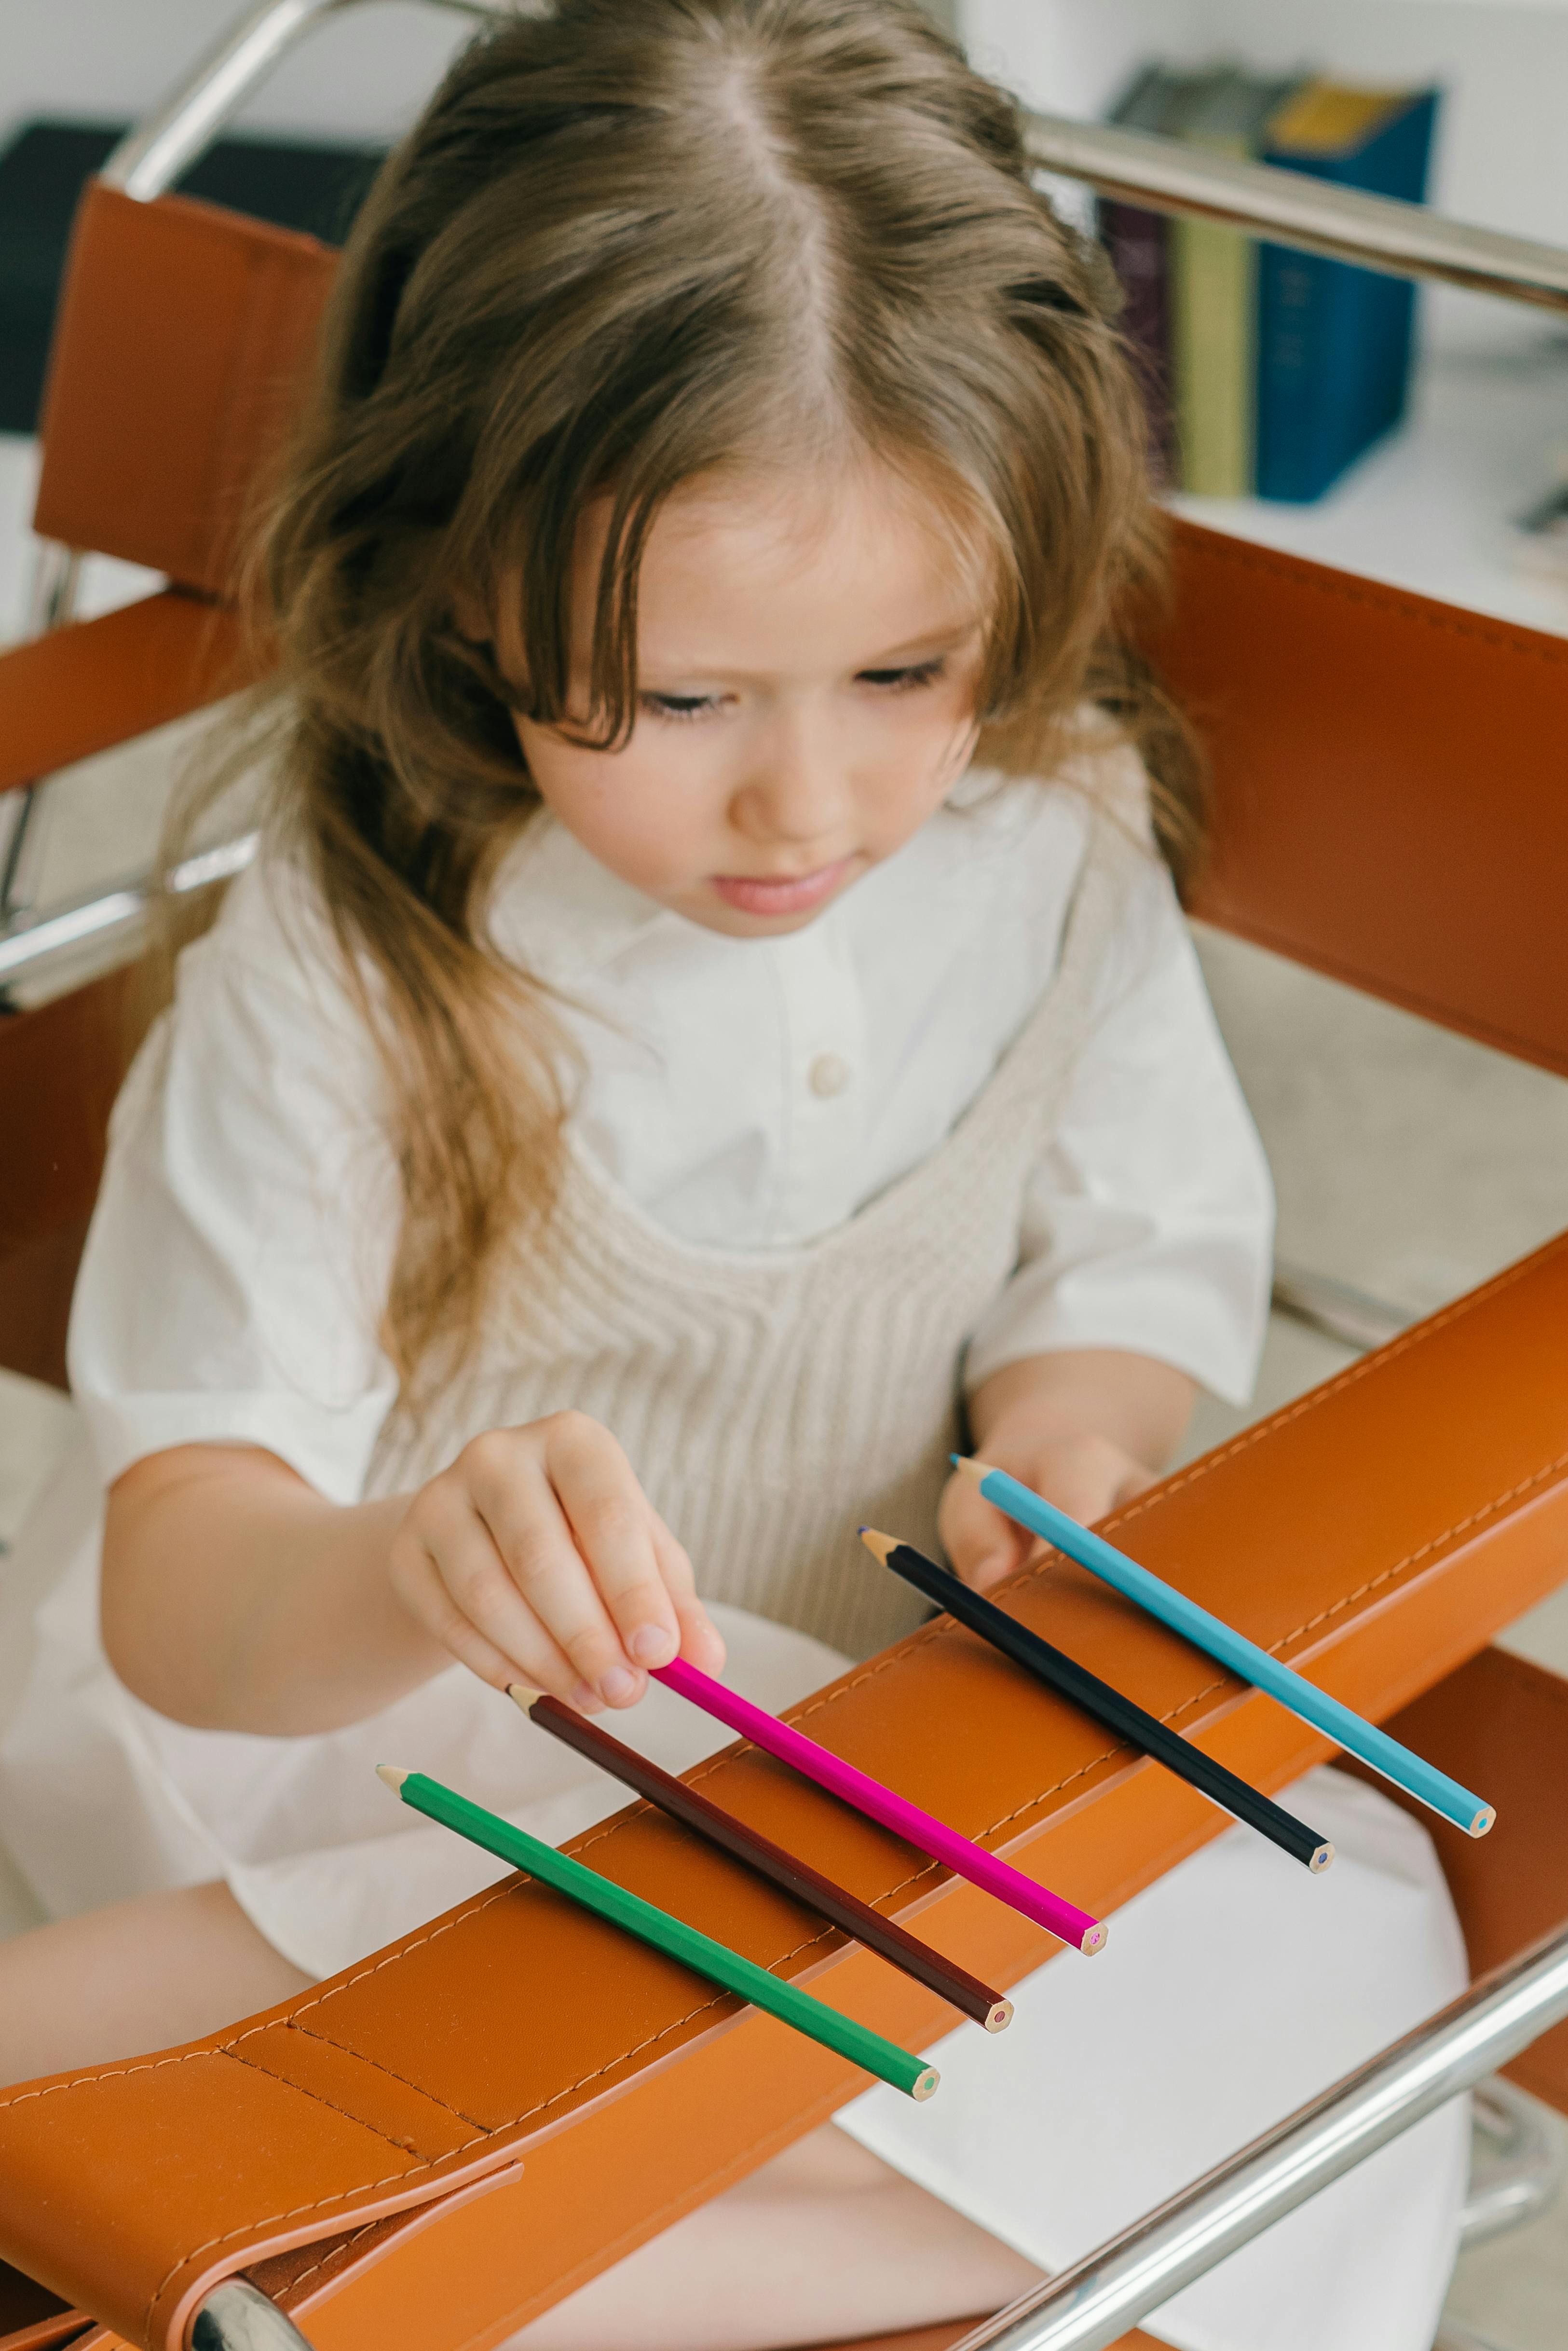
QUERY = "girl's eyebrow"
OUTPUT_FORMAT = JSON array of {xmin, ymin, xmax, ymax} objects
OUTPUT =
[
  {"xmin": 851, "ymin": 622, "xmax": 980, "ymax": 666},
  {"xmin": 637, "ymin": 622, "xmax": 980, "ymax": 684}
]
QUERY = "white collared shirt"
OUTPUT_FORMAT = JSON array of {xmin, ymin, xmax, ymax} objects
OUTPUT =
[{"xmin": 69, "ymin": 762, "xmax": 1273, "ymax": 1506}]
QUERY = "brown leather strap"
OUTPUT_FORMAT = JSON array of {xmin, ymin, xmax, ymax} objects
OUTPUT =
[
  {"xmin": 0, "ymin": 595, "xmax": 252, "ymax": 799},
  {"xmin": 1163, "ymin": 522, "xmax": 1568, "ymax": 1077},
  {"xmin": 1, "ymin": 1233, "xmax": 1565, "ymax": 2347}
]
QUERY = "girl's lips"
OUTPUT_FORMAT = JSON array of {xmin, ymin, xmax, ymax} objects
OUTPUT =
[{"xmin": 709, "ymin": 859, "xmax": 853, "ymax": 917}]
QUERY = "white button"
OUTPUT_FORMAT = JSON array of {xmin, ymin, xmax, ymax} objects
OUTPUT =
[{"xmin": 808, "ymin": 1052, "xmax": 851, "ymax": 1098}]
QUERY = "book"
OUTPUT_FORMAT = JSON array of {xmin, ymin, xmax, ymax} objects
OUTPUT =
[
  {"xmin": 1171, "ymin": 67, "xmax": 1301, "ymax": 498},
  {"xmin": 1256, "ymin": 82, "xmax": 1440, "ymax": 503},
  {"xmin": 1098, "ymin": 65, "xmax": 1208, "ymax": 484}
]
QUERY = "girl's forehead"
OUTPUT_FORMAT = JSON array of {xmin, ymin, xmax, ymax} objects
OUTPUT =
[{"xmin": 582, "ymin": 463, "xmax": 987, "ymax": 677}]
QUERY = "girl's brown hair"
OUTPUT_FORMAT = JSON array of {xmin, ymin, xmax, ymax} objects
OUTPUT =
[{"xmin": 199, "ymin": 0, "xmax": 1200, "ymax": 1398}]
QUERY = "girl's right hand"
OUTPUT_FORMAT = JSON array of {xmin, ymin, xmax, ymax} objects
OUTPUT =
[{"xmin": 387, "ymin": 1411, "xmax": 724, "ymax": 1711}]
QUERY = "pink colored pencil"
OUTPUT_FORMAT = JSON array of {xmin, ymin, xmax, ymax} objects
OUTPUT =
[{"xmin": 652, "ymin": 1656, "xmax": 1106, "ymax": 1955}]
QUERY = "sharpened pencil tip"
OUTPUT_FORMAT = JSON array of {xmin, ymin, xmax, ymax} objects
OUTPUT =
[
  {"xmin": 505, "ymin": 1683, "xmax": 543, "ymax": 1714},
  {"xmin": 954, "ymin": 1456, "xmax": 992, "ymax": 1488},
  {"xmin": 376, "ymin": 1764, "xmax": 409, "ymax": 1791},
  {"xmin": 859, "ymin": 1528, "xmax": 897, "ymax": 1566}
]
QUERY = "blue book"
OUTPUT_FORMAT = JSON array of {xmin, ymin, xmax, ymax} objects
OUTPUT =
[{"xmin": 1256, "ymin": 83, "xmax": 1440, "ymax": 503}]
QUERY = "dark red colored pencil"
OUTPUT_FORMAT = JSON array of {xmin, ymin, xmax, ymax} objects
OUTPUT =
[{"xmin": 508, "ymin": 1685, "xmax": 1012, "ymax": 2032}]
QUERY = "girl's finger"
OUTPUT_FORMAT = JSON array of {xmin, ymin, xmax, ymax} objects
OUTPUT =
[
  {"xmin": 543, "ymin": 1416, "xmax": 684, "ymax": 1675},
  {"xmin": 939, "ymin": 1471, "xmax": 1032, "ymax": 1593},
  {"xmin": 648, "ymin": 1511, "xmax": 726, "ymax": 1674},
  {"xmin": 392, "ymin": 1524, "xmax": 590, "ymax": 1704},
  {"xmin": 465, "ymin": 1439, "xmax": 649, "ymax": 1707}
]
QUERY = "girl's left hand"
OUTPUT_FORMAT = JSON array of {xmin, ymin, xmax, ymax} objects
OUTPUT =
[
  {"xmin": 938, "ymin": 1429, "xmax": 1153, "ymax": 1594},
  {"xmin": 936, "ymin": 1347, "xmax": 1195, "ymax": 1595}
]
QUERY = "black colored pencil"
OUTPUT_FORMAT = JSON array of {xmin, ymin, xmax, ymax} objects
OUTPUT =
[
  {"xmin": 860, "ymin": 1532, "xmax": 1334, "ymax": 1875},
  {"xmin": 508, "ymin": 1685, "xmax": 1012, "ymax": 2031}
]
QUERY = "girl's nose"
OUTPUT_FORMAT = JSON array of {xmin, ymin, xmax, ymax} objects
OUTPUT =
[{"xmin": 730, "ymin": 703, "xmax": 853, "ymax": 847}]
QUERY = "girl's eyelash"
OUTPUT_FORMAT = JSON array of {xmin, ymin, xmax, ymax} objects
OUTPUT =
[
  {"xmin": 857, "ymin": 657, "xmax": 947, "ymax": 692},
  {"xmin": 640, "ymin": 692, "xmax": 720, "ymax": 723},
  {"xmin": 638, "ymin": 657, "xmax": 946, "ymax": 722}
]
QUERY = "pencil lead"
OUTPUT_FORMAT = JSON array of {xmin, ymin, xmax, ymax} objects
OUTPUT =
[
  {"xmin": 859, "ymin": 1528, "xmax": 898, "ymax": 1567},
  {"xmin": 953, "ymin": 1456, "xmax": 992, "ymax": 1487},
  {"xmin": 376, "ymin": 1763, "xmax": 409, "ymax": 1791},
  {"xmin": 505, "ymin": 1683, "xmax": 544, "ymax": 1715}
]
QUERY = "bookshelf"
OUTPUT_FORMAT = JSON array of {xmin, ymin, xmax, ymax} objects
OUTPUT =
[
  {"xmin": 960, "ymin": 0, "xmax": 1568, "ymax": 637},
  {"xmin": 1170, "ymin": 337, "xmax": 1568, "ymax": 637}
]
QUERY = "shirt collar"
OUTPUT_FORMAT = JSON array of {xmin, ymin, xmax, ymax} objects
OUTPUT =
[{"xmin": 487, "ymin": 812, "xmax": 680, "ymax": 985}]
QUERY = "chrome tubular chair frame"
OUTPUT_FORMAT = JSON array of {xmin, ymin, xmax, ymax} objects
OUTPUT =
[{"xmin": 950, "ymin": 1924, "xmax": 1568, "ymax": 2351}]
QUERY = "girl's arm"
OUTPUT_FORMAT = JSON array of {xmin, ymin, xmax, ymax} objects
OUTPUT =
[
  {"xmin": 102, "ymin": 1415, "xmax": 725, "ymax": 1737},
  {"xmin": 937, "ymin": 1348, "xmax": 1194, "ymax": 1592}
]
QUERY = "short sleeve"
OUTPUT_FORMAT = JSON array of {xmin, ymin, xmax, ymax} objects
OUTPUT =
[
  {"xmin": 68, "ymin": 859, "xmax": 402, "ymax": 1503},
  {"xmin": 965, "ymin": 855, "xmax": 1274, "ymax": 1408}
]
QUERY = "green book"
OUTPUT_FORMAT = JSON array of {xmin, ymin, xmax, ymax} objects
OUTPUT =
[{"xmin": 1172, "ymin": 67, "xmax": 1302, "ymax": 496}]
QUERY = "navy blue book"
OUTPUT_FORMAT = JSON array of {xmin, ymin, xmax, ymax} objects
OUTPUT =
[{"xmin": 1256, "ymin": 82, "xmax": 1440, "ymax": 503}]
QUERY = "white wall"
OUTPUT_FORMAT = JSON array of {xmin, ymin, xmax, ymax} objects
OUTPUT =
[
  {"xmin": 0, "ymin": 0, "xmax": 477, "ymax": 152},
  {"xmin": 1, "ymin": 0, "xmax": 962, "ymax": 156},
  {"xmin": 961, "ymin": 0, "xmax": 1568, "ymax": 352}
]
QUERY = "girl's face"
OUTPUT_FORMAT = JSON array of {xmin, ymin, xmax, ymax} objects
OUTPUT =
[{"xmin": 511, "ymin": 463, "xmax": 987, "ymax": 937}]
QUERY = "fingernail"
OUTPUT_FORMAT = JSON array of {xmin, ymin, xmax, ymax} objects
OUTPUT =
[
  {"xmin": 600, "ymin": 1666, "xmax": 639, "ymax": 1705},
  {"xmin": 630, "ymin": 1623, "xmax": 675, "ymax": 1666}
]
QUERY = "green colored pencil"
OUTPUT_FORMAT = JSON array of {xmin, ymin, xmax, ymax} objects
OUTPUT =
[{"xmin": 377, "ymin": 1766, "xmax": 940, "ymax": 2101}]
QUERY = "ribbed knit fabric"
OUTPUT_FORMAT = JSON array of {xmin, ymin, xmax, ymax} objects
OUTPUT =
[{"xmin": 368, "ymin": 825, "xmax": 1124, "ymax": 1661}]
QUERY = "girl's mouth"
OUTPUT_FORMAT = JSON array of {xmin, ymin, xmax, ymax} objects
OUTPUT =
[{"xmin": 709, "ymin": 859, "xmax": 854, "ymax": 917}]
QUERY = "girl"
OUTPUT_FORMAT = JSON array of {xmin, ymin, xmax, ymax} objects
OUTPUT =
[{"xmin": 0, "ymin": 5, "xmax": 1467, "ymax": 2347}]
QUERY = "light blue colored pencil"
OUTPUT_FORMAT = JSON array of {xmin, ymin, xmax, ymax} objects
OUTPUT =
[{"xmin": 955, "ymin": 1458, "xmax": 1496, "ymax": 1840}]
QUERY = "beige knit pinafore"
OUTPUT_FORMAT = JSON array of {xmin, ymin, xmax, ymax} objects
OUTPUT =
[{"xmin": 368, "ymin": 822, "xmax": 1124, "ymax": 1662}]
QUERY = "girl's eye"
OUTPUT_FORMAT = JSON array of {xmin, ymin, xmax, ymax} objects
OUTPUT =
[
  {"xmin": 639, "ymin": 691, "xmax": 721, "ymax": 723},
  {"xmin": 856, "ymin": 658, "xmax": 947, "ymax": 693}
]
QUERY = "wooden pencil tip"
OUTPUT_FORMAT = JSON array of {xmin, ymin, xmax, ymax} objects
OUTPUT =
[
  {"xmin": 913, "ymin": 2066, "xmax": 941, "ymax": 2101},
  {"xmin": 1470, "ymin": 1806, "xmax": 1497, "ymax": 1840},
  {"xmin": 985, "ymin": 2000, "xmax": 1014, "ymax": 2034},
  {"xmin": 1310, "ymin": 1842, "xmax": 1336, "ymax": 1873},
  {"xmin": 1080, "ymin": 1921, "xmax": 1108, "ymax": 1956},
  {"xmin": 954, "ymin": 1456, "xmax": 992, "ymax": 1488},
  {"xmin": 376, "ymin": 1764, "xmax": 409, "ymax": 1792},
  {"xmin": 859, "ymin": 1528, "xmax": 897, "ymax": 1566},
  {"xmin": 505, "ymin": 1683, "xmax": 543, "ymax": 1714}
]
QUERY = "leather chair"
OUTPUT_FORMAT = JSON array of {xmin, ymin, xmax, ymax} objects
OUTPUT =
[{"xmin": 2, "ymin": 175, "xmax": 1568, "ymax": 2351}]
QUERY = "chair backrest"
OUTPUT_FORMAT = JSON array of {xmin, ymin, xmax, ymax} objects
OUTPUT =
[
  {"xmin": 1, "ymin": 184, "xmax": 335, "ymax": 1386},
  {"xmin": 1160, "ymin": 523, "xmax": 1568, "ymax": 1082},
  {"xmin": 33, "ymin": 178, "xmax": 337, "ymax": 592}
]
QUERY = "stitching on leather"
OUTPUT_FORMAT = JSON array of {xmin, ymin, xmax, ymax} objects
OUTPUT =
[
  {"xmin": 281, "ymin": 2216, "xmax": 384, "ymax": 2297},
  {"xmin": 279, "ymin": 2020, "xmax": 490, "ymax": 2135},
  {"xmin": 142, "ymin": 1904, "xmax": 859, "ymax": 2329},
  {"xmin": 225, "ymin": 2045, "xmax": 434, "ymax": 2165},
  {"xmin": 1186, "ymin": 530, "xmax": 1568, "ymax": 666}
]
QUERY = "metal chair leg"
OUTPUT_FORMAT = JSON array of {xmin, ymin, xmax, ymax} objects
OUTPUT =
[{"xmin": 948, "ymin": 1923, "xmax": 1568, "ymax": 2351}]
